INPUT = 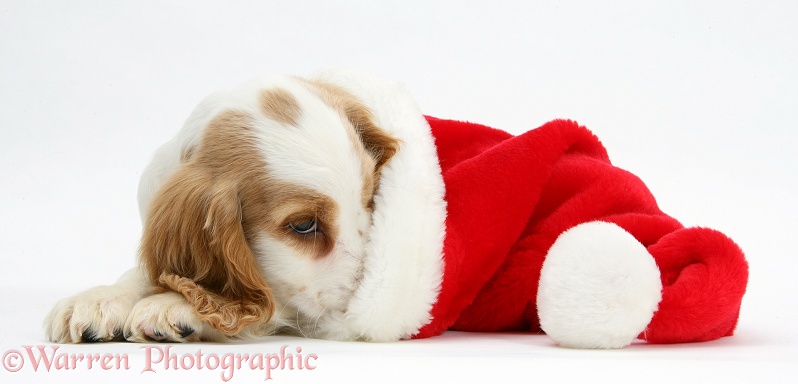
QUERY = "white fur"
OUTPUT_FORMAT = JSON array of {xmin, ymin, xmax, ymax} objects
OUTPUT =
[
  {"xmin": 537, "ymin": 221, "xmax": 663, "ymax": 349},
  {"xmin": 44, "ymin": 70, "xmax": 447, "ymax": 343}
]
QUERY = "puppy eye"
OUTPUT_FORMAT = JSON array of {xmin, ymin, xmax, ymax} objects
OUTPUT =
[{"xmin": 288, "ymin": 219, "xmax": 317, "ymax": 235}]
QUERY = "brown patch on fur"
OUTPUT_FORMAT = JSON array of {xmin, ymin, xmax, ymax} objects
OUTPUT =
[
  {"xmin": 259, "ymin": 88, "xmax": 301, "ymax": 126},
  {"xmin": 140, "ymin": 109, "xmax": 339, "ymax": 336},
  {"xmin": 298, "ymin": 77, "xmax": 400, "ymax": 208}
]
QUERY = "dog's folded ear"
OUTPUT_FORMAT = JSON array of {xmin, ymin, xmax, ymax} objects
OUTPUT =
[
  {"xmin": 302, "ymin": 78, "xmax": 400, "ymax": 174},
  {"xmin": 140, "ymin": 169, "xmax": 274, "ymax": 336},
  {"xmin": 342, "ymin": 100, "xmax": 400, "ymax": 173}
]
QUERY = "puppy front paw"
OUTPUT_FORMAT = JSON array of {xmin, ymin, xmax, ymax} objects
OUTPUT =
[
  {"xmin": 44, "ymin": 285, "xmax": 139, "ymax": 343},
  {"xmin": 124, "ymin": 292, "xmax": 226, "ymax": 343}
]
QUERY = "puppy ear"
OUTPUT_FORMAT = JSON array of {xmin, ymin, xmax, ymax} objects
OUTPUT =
[
  {"xmin": 140, "ymin": 168, "xmax": 274, "ymax": 336},
  {"xmin": 345, "ymin": 103, "xmax": 400, "ymax": 173},
  {"xmin": 303, "ymin": 78, "xmax": 400, "ymax": 172}
]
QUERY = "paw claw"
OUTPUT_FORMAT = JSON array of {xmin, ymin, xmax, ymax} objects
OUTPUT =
[
  {"xmin": 81, "ymin": 329, "xmax": 100, "ymax": 343},
  {"xmin": 111, "ymin": 328, "xmax": 126, "ymax": 342},
  {"xmin": 143, "ymin": 329, "xmax": 166, "ymax": 342},
  {"xmin": 177, "ymin": 324, "xmax": 195, "ymax": 338}
]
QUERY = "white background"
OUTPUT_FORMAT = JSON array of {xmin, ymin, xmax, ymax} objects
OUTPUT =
[{"xmin": 1, "ymin": 1, "xmax": 796, "ymax": 383}]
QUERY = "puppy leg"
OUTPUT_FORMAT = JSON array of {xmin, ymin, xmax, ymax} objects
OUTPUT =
[
  {"xmin": 124, "ymin": 291, "xmax": 227, "ymax": 342},
  {"xmin": 44, "ymin": 267, "xmax": 151, "ymax": 343}
]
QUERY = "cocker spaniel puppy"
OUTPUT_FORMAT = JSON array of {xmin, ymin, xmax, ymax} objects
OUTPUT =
[{"xmin": 45, "ymin": 70, "xmax": 747, "ymax": 349}]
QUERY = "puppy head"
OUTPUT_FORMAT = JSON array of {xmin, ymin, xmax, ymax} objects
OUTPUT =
[{"xmin": 140, "ymin": 76, "xmax": 398, "ymax": 336}]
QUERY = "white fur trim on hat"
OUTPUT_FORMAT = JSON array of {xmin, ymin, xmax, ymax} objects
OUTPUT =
[{"xmin": 537, "ymin": 221, "xmax": 662, "ymax": 349}]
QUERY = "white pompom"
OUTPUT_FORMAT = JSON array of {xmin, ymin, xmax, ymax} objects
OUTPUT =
[{"xmin": 537, "ymin": 221, "xmax": 662, "ymax": 349}]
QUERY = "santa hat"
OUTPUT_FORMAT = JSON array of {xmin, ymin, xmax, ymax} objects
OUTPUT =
[{"xmin": 314, "ymin": 70, "xmax": 749, "ymax": 348}]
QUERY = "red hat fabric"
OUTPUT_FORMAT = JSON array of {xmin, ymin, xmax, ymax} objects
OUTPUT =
[{"xmin": 415, "ymin": 117, "xmax": 748, "ymax": 347}]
